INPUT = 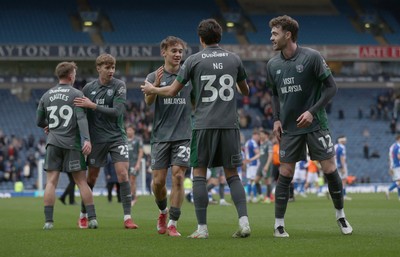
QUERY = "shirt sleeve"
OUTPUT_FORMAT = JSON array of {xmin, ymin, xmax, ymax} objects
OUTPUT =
[
  {"xmin": 36, "ymin": 97, "xmax": 47, "ymax": 128},
  {"xmin": 95, "ymin": 82, "xmax": 127, "ymax": 117}
]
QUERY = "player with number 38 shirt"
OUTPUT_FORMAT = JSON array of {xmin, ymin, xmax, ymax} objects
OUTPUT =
[{"xmin": 141, "ymin": 19, "xmax": 251, "ymax": 239}]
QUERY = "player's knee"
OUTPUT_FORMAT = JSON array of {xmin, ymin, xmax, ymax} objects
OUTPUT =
[
  {"xmin": 153, "ymin": 177, "xmax": 166, "ymax": 188},
  {"xmin": 173, "ymin": 172, "xmax": 185, "ymax": 185}
]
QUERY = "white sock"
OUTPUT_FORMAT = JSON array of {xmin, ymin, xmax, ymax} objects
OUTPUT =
[
  {"xmin": 198, "ymin": 224, "xmax": 208, "ymax": 231},
  {"xmin": 160, "ymin": 208, "xmax": 168, "ymax": 214},
  {"xmin": 167, "ymin": 220, "xmax": 177, "ymax": 227},
  {"xmin": 336, "ymin": 209, "xmax": 345, "ymax": 220},
  {"xmin": 275, "ymin": 218, "xmax": 285, "ymax": 229},
  {"xmin": 80, "ymin": 212, "xmax": 87, "ymax": 219},
  {"xmin": 124, "ymin": 215, "xmax": 131, "ymax": 221},
  {"xmin": 239, "ymin": 216, "xmax": 249, "ymax": 227}
]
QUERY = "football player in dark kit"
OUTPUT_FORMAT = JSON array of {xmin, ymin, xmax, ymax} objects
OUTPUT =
[
  {"xmin": 145, "ymin": 36, "xmax": 192, "ymax": 237},
  {"xmin": 37, "ymin": 61, "xmax": 98, "ymax": 230},
  {"xmin": 74, "ymin": 54, "xmax": 138, "ymax": 229},
  {"xmin": 266, "ymin": 15, "xmax": 352, "ymax": 237},
  {"xmin": 142, "ymin": 19, "xmax": 251, "ymax": 239}
]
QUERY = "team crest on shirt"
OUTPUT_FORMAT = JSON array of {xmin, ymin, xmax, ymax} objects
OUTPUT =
[
  {"xmin": 296, "ymin": 65, "xmax": 304, "ymax": 73},
  {"xmin": 118, "ymin": 87, "xmax": 126, "ymax": 95},
  {"xmin": 280, "ymin": 150, "xmax": 286, "ymax": 158},
  {"xmin": 276, "ymin": 69, "xmax": 281, "ymax": 74},
  {"xmin": 322, "ymin": 59, "xmax": 330, "ymax": 70},
  {"xmin": 107, "ymin": 89, "xmax": 114, "ymax": 96}
]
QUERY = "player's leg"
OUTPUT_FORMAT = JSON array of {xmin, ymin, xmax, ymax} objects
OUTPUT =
[
  {"xmin": 129, "ymin": 173, "xmax": 137, "ymax": 206},
  {"xmin": 264, "ymin": 175, "xmax": 273, "ymax": 202},
  {"xmin": 218, "ymin": 173, "xmax": 231, "ymax": 205},
  {"xmin": 106, "ymin": 182, "xmax": 113, "ymax": 202},
  {"xmin": 116, "ymin": 182, "xmax": 121, "ymax": 202},
  {"xmin": 43, "ymin": 170, "xmax": 60, "ymax": 230},
  {"xmin": 225, "ymin": 167, "xmax": 251, "ymax": 238},
  {"xmin": 274, "ymin": 162, "xmax": 295, "ymax": 237},
  {"xmin": 254, "ymin": 167, "xmax": 264, "ymax": 201},
  {"xmin": 220, "ymin": 129, "xmax": 250, "ymax": 238},
  {"xmin": 188, "ymin": 167, "xmax": 209, "ymax": 238},
  {"xmin": 79, "ymin": 166, "xmax": 100, "ymax": 228},
  {"xmin": 207, "ymin": 175, "xmax": 218, "ymax": 204},
  {"xmin": 152, "ymin": 168, "xmax": 168, "ymax": 234},
  {"xmin": 320, "ymin": 157, "xmax": 352, "ymax": 235},
  {"xmin": 79, "ymin": 143, "xmax": 106, "ymax": 226},
  {"xmin": 59, "ymin": 172, "xmax": 74, "ymax": 205},
  {"xmin": 67, "ymin": 173, "xmax": 76, "ymax": 205},
  {"xmin": 72, "ymin": 170, "xmax": 98, "ymax": 229},
  {"xmin": 42, "ymin": 145, "xmax": 62, "ymax": 230},
  {"xmin": 187, "ymin": 130, "xmax": 210, "ymax": 238},
  {"xmin": 309, "ymin": 130, "xmax": 352, "ymax": 235},
  {"xmin": 274, "ymin": 133, "xmax": 305, "ymax": 237},
  {"xmin": 393, "ymin": 169, "xmax": 400, "ymax": 200},
  {"xmin": 150, "ymin": 142, "xmax": 172, "ymax": 234},
  {"xmin": 167, "ymin": 165, "xmax": 186, "ymax": 236},
  {"xmin": 114, "ymin": 160, "xmax": 137, "ymax": 229},
  {"xmin": 168, "ymin": 142, "xmax": 190, "ymax": 233}
]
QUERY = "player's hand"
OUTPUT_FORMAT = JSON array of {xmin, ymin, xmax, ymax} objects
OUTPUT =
[
  {"xmin": 82, "ymin": 140, "xmax": 92, "ymax": 156},
  {"xmin": 273, "ymin": 120, "xmax": 283, "ymax": 142},
  {"xmin": 135, "ymin": 164, "xmax": 140, "ymax": 171},
  {"xmin": 74, "ymin": 97, "xmax": 95, "ymax": 109},
  {"xmin": 44, "ymin": 126, "xmax": 49, "ymax": 135},
  {"xmin": 296, "ymin": 111, "xmax": 313, "ymax": 128},
  {"xmin": 262, "ymin": 169, "xmax": 268, "ymax": 177},
  {"xmin": 141, "ymin": 80, "xmax": 155, "ymax": 95},
  {"xmin": 153, "ymin": 66, "xmax": 163, "ymax": 87}
]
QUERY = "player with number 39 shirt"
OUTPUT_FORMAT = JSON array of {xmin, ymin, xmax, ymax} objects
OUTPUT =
[
  {"xmin": 37, "ymin": 61, "xmax": 98, "ymax": 230},
  {"xmin": 141, "ymin": 19, "xmax": 251, "ymax": 239}
]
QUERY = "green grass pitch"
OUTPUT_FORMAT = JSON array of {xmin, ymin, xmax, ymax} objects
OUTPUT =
[{"xmin": 1, "ymin": 193, "xmax": 399, "ymax": 257}]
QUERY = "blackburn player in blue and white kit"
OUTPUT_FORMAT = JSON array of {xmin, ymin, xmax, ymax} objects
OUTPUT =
[
  {"xmin": 334, "ymin": 136, "xmax": 351, "ymax": 200},
  {"xmin": 293, "ymin": 160, "xmax": 308, "ymax": 197},
  {"xmin": 387, "ymin": 134, "xmax": 400, "ymax": 200},
  {"xmin": 244, "ymin": 130, "xmax": 260, "ymax": 203}
]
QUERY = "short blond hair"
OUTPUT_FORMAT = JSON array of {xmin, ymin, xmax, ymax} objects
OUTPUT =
[{"xmin": 96, "ymin": 53, "xmax": 116, "ymax": 67}]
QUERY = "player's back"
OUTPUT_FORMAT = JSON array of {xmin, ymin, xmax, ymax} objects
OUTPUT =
[
  {"xmin": 182, "ymin": 45, "xmax": 246, "ymax": 130},
  {"xmin": 40, "ymin": 85, "xmax": 84, "ymax": 150}
]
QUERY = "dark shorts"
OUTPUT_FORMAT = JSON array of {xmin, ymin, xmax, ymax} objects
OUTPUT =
[
  {"xmin": 279, "ymin": 129, "xmax": 335, "ymax": 163},
  {"xmin": 209, "ymin": 166, "xmax": 224, "ymax": 178},
  {"xmin": 44, "ymin": 145, "xmax": 86, "ymax": 172},
  {"xmin": 190, "ymin": 129, "xmax": 242, "ymax": 169},
  {"xmin": 151, "ymin": 140, "xmax": 190, "ymax": 170},
  {"xmin": 256, "ymin": 163, "xmax": 272, "ymax": 178},
  {"xmin": 87, "ymin": 141, "xmax": 129, "ymax": 168}
]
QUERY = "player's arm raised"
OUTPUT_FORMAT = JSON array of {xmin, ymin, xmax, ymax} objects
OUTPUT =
[{"xmin": 145, "ymin": 66, "xmax": 163, "ymax": 105}]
